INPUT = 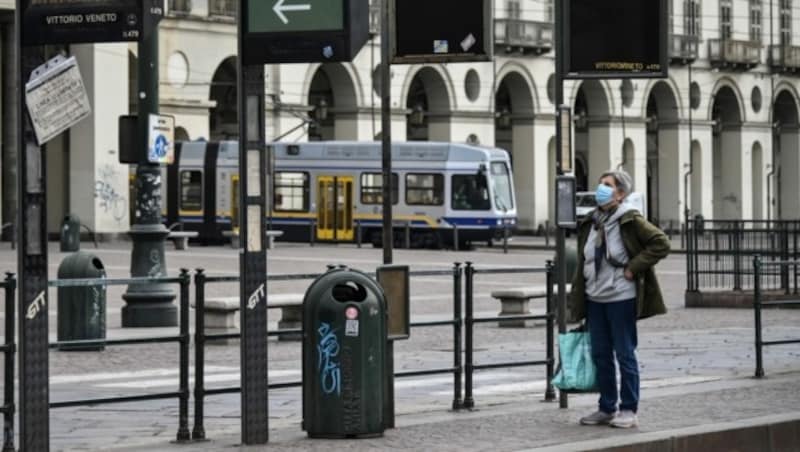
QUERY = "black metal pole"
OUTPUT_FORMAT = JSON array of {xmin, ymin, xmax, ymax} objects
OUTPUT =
[
  {"xmin": 734, "ymin": 221, "xmax": 742, "ymax": 291},
  {"xmin": 463, "ymin": 262, "xmax": 475, "ymax": 409},
  {"xmin": 452, "ymin": 263, "xmax": 463, "ymax": 410},
  {"xmin": 192, "ymin": 269, "xmax": 206, "ymax": 440},
  {"xmin": 236, "ymin": 0, "xmax": 270, "ymax": 438},
  {"xmin": 503, "ymin": 224, "xmax": 509, "ymax": 254},
  {"xmin": 380, "ymin": 0, "xmax": 393, "ymax": 264},
  {"xmin": 237, "ymin": 54, "xmax": 270, "ymax": 445},
  {"xmin": 177, "ymin": 269, "xmax": 191, "ymax": 442},
  {"xmin": 544, "ymin": 261, "xmax": 556, "ymax": 402},
  {"xmin": 122, "ymin": 11, "xmax": 177, "ymax": 327},
  {"xmin": 3, "ymin": 273, "xmax": 16, "ymax": 452},
  {"xmin": 16, "ymin": 25, "xmax": 50, "ymax": 450},
  {"xmin": 380, "ymin": 0, "xmax": 396, "ymax": 429},
  {"xmin": 754, "ymin": 255, "xmax": 764, "ymax": 378},
  {"xmin": 554, "ymin": 0, "xmax": 569, "ymax": 410}
]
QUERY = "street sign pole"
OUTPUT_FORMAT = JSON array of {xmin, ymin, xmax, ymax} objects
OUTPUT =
[
  {"xmin": 14, "ymin": 0, "xmax": 157, "ymax": 448},
  {"xmin": 238, "ymin": 0, "xmax": 269, "ymax": 442},
  {"xmin": 381, "ymin": 0, "xmax": 392, "ymax": 266},
  {"xmin": 122, "ymin": 6, "xmax": 177, "ymax": 327},
  {"xmin": 15, "ymin": 22, "xmax": 50, "ymax": 448},
  {"xmin": 554, "ymin": 0, "xmax": 569, "ymax": 410},
  {"xmin": 380, "ymin": 0, "xmax": 395, "ymax": 429}
]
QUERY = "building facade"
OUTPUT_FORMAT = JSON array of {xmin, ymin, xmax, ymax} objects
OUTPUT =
[{"xmin": 1, "ymin": 0, "xmax": 800, "ymax": 236}]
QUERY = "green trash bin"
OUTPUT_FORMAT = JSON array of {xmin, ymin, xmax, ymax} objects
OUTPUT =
[
  {"xmin": 302, "ymin": 266, "xmax": 386, "ymax": 438},
  {"xmin": 60, "ymin": 213, "xmax": 81, "ymax": 252},
  {"xmin": 57, "ymin": 251, "xmax": 106, "ymax": 351}
]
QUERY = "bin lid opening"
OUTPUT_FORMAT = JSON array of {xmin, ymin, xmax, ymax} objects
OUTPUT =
[{"xmin": 332, "ymin": 282, "xmax": 367, "ymax": 303}]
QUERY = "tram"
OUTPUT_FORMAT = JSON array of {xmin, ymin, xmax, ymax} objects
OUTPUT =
[{"xmin": 163, "ymin": 141, "xmax": 518, "ymax": 248}]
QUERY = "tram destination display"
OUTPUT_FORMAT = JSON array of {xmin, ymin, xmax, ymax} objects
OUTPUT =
[
  {"xmin": 21, "ymin": 0, "xmax": 157, "ymax": 45},
  {"xmin": 562, "ymin": 0, "xmax": 668, "ymax": 79}
]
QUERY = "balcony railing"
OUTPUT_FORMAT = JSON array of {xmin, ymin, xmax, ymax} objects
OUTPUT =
[
  {"xmin": 770, "ymin": 45, "xmax": 800, "ymax": 73},
  {"xmin": 208, "ymin": 0, "xmax": 236, "ymax": 18},
  {"xmin": 669, "ymin": 34, "xmax": 699, "ymax": 64},
  {"xmin": 494, "ymin": 18, "xmax": 553, "ymax": 54},
  {"xmin": 167, "ymin": 0, "xmax": 192, "ymax": 15},
  {"xmin": 708, "ymin": 39, "xmax": 761, "ymax": 69}
]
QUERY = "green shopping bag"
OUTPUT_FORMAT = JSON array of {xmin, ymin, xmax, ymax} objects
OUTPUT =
[{"xmin": 551, "ymin": 327, "xmax": 598, "ymax": 393}]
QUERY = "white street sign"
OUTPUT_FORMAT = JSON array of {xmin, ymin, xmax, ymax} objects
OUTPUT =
[
  {"xmin": 147, "ymin": 114, "xmax": 175, "ymax": 164},
  {"xmin": 273, "ymin": 0, "xmax": 312, "ymax": 24},
  {"xmin": 24, "ymin": 55, "xmax": 91, "ymax": 145}
]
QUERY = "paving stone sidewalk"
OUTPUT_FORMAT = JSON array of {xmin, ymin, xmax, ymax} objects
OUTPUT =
[{"xmin": 59, "ymin": 371, "xmax": 800, "ymax": 452}]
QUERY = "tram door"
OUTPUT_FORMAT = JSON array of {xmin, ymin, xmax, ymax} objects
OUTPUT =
[{"xmin": 316, "ymin": 176, "xmax": 354, "ymax": 241}]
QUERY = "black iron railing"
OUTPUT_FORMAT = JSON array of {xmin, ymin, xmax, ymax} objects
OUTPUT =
[
  {"xmin": 0, "ymin": 273, "xmax": 16, "ymax": 452},
  {"xmin": 191, "ymin": 266, "xmax": 466, "ymax": 438},
  {"xmin": 753, "ymin": 256, "xmax": 800, "ymax": 378},
  {"xmin": 462, "ymin": 262, "xmax": 555, "ymax": 408},
  {"xmin": 191, "ymin": 262, "xmax": 554, "ymax": 438},
  {"xmin": 686, "ymin": 219, "xmax": 800, "ymax": 292},
  {"xmin": 46, "ymin": 272, "xmax": 192, "ymax": 443}
]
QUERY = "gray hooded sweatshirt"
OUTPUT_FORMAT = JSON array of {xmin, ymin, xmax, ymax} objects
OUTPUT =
[{"xmin": 582, "ymin": 204, "xmax": 637, "ymax": 303}]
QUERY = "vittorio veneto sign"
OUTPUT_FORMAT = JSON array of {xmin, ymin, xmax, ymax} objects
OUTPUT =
[
  {"xmin": 24, "ymin": 55, "xmax": 92, "ymax": 145},
  {"xmin": 21, "ymin": 0, "xmax": 151, "ymax": 45}
]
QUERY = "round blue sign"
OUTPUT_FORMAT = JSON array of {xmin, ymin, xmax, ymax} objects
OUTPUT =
[{"xmin": 154, "ymin": 134, "xmax": 169, "ymax": 158}]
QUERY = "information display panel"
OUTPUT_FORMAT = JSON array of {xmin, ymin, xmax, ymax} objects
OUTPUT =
[{"xmin": 563, "ymin": 0, "xmax": 667, "ymax": 79}]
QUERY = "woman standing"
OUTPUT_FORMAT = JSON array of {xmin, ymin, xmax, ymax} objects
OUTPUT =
[{"xmin": 570, "ymin": 170, "xmax": 670, "ymax": 428}]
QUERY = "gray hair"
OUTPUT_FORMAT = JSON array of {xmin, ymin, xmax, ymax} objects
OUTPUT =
[{"xmin": 599, "ymin": 169, "xmax": 633, "ymax": 196}]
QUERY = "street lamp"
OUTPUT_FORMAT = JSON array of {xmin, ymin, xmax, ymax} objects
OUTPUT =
[
  {"xmin": 122, "ymin": 10, "xmax": 176, "ymax": 327},
  {"xmin": 496, "ymin": 106, "xmax": 512, "ymax": 129},
  {"xmin": 314, "ymin": 98, "xmax": 329, "ymax": 122},
  {"xmin": 409, "ymin": 103, "xmax": 425, "ymax": 126},
  {"xmin": 574, "ymin": 110, "xmax": 588, "ymax": 129}
]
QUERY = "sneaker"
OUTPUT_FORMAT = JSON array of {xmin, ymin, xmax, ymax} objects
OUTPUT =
[
  {"xmin": 610, "ymin": 410, "xmax": 638, "ymax": 428},
  {"xmin": 579, "ymin": 410, "xmax": 616, "ymax": 425}
]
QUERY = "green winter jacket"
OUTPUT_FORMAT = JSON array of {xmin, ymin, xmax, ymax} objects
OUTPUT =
[{"xmin": 569, "ymin": 209, "xmax": 671, "ymax": 321}]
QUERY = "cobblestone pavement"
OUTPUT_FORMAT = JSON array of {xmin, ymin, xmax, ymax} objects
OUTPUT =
[{"xmin": 0, "ymin": 241, "xmax": 797, "ymax": 450}]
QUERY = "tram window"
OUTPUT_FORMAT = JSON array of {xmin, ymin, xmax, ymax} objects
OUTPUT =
[
  {"xmin": 180, "ymin": 170, "xmax": 203, "ymax": 212},
  {"xmin": 406, "ymin": 173, "xmax": 444, "ymax": 206},
  {"xmin": 361, "ymin": 173, "xmax": 399, "ymax": 204},
  {"xmin": 452, "ymin": 175, "xmax": 490, "ymax": 210},
  {"xmin": 274, "ymin": 172, "xmax": 309, "ymax": 212}
]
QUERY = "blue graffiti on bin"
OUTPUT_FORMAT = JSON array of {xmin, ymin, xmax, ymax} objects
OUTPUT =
[{"xmin": 317, "ymin": 322, "xmax": 341, "ymax": 396}]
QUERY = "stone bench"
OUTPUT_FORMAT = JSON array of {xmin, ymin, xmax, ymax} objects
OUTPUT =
[
  {"xmin": 167, "ymin": 230, "xmax": 198, "ymax": 250},
  {"xmin": 222, "ymin": 230, "xmax": 284, "ymax": 249},
  {"xmin": 490, "ymin": 284, "xmax": 571, "ymax": 328},
  {"xmin": 195, "ymin": 293, "xmax": 303, "ymax": 343}
]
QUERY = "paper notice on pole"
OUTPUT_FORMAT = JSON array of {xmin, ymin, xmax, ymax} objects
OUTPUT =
[
  {"xmin": 24, "ymin": 55, "xmax": 91, "ymax": 145},
  {"xmin": 247, "ymin": 205, "xmax": 262, "ymax": 252}
]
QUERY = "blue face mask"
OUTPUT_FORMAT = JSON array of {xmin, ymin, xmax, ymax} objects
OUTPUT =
[{"xmin": 595, "ymin": 184, "xmax": 615, "ymax": 206}]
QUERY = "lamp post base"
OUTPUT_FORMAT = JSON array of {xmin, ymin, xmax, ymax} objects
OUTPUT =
[{"xmin": 121, "ymin": 224, "xmax": 176, "ymax": 327}]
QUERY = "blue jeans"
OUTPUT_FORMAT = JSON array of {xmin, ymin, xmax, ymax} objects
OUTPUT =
[{"xmin": 586, "ymin": 299, "xmax": 639, "ymax": 414}]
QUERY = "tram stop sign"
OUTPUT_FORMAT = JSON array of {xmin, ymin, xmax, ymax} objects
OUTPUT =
[
  {"xmin": 20, "ymin": 0, "xmax": 162, "ymax": 46},
  {"xmin": 242, "ymin": 0, "xmax": 369, "ymax": 65}
]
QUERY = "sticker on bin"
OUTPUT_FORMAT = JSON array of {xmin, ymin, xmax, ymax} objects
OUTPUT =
[
  {"xmin": 345, "ymin": 306, "xmax": 359, "ymax": 320},
  {"xmin": 345, "ymin": 319, "xmax": 359, "ymax": 337}
]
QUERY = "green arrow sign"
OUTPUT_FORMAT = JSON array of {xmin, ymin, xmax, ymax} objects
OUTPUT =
[{"xmin": 248, "ymin": 0, "xmax": 344, "ymax": 33}]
